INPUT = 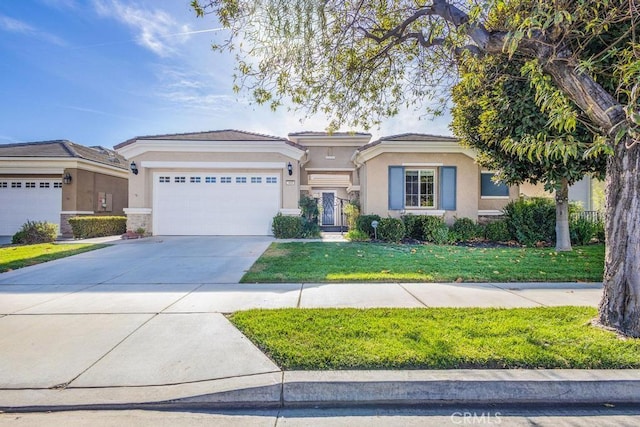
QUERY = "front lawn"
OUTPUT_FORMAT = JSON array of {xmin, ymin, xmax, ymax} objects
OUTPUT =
[
  {"xmin": 230, "ymin": 307, "xmax": 640, "ymax": 370},
  {"xmin": 0, "ymin": 243, "xmax": 107, "ymax": 273},
  {"xmin": 241, "ymin": 242, "xmax": 604, "ymax": 283}
]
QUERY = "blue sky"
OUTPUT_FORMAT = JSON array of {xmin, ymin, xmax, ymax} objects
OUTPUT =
[{"xmin": 0, "ymin": 0, "xmax": 452, "ymax": 149}]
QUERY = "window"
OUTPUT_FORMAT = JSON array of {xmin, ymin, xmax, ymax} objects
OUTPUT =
[
  {"xmin": 266, "ymin": 177, "xmax": 278, "ymax": 184},
  {"xmin": 26, "ymin": 182, "xmax": 36, "ymax": 188},
  {"xmin": 0, "ymin": 182, "xmax": 7, "ymax": 188},
  {"xmin": 190, "ymin": 176, "xmax": 201, "ymax": 183},
  {"xmin": 251, "ymin": 177, "xmax": 262, "ymax": 184},
  {"xmin": 174, "ymin": 176, "xmax": 186, "ymax": 183},
  {"xmin": 481, "ymin": 173, "xmax": 509, "ymax": 197},
  {"xmin": 40, "ymin": 182, "xmax": 50, "ymax": 188},
  {"xmin": 11, "ymin": 182, "xmax": 21, "ymax": 188},
  {"xmin": 54, "ymin": 182, "xmax": 62, "ymax": 188},
  {"xmin": 205, "ymin": 176, "xmax": 216, "ymax": 183},
  {"xmin": 235, "ymin": 176, "xmax": 247, "ymax": 184},
  {"xmin": 221, "ymin": 177, "xmax": 232, "ymax": 183},
  {"xmin": 159, "ymin": 176, "xmax": 170, "ymax": 183},
  {"xmin": 405, "ymin": 170, "xmax": 436, "ymax": 208}
]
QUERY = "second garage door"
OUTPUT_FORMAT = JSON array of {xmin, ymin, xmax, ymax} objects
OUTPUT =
[
  {"xmin": 153, "ymin": 172, "xmax": 281, "ymax": 235},
  {"xmin": 0, "ymin": 179, "xmax": 62, "ymax": 236}
]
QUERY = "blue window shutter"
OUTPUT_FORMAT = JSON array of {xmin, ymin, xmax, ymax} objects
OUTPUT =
[
  {"xmin": 440, "ymin": 166, "xmax": 457, "ymax": 210},
  {"xmin": 388, "ymin": 166, "xmax": 404, "ymax": 210}
]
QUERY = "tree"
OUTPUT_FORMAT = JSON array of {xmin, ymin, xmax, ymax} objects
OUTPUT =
[
  {"xmin": 192, "ymin": 0, "xmax": 640, "ymax": 337},
  {"xmin": 450, "ymin": 54, "xmax": 607, "ymax": 251}
]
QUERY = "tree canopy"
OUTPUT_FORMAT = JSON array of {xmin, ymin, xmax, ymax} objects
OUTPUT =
[{"xmin": 192, "ymin": 0, "xmax": 640, "ymax": 336}]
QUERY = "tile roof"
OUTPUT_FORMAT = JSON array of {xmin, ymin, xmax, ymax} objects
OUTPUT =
[
  {"xmin": 114, "ymin": 129, "xmax": 304, "ymax": 150},
  {"xmin": 0, "ymin": 140, "xmax": 128, "ymax": 169},
  {"xmin": 358, "ymin": 133, "xmax": 459, "ymax": 151},
  {"xmin": 288, "ymin": 131, "xmax": 372, "ymax": 137}
]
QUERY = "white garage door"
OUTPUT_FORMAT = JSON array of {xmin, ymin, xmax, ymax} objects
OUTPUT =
[
  {"xmin": 153, "ymin": 172, "xmax": 281, "ymax": 235},
  {"xmin": 0, "ymin": 179, "xmax": 62, "ymax": 235}
]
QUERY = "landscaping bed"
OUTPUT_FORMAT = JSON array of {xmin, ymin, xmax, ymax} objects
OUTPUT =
[
  {"xmin": 241, "ymin": 242, "xmax": 604, "ymax": 283},
  {"xmin": 230, "ymin": 307, "xmax": 640, "ymax": 370}
]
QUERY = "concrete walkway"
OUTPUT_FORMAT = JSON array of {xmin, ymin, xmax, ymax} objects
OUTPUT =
[{"xmin": 0, "ymin": 236, "xmax": 635, "ymax": 410}]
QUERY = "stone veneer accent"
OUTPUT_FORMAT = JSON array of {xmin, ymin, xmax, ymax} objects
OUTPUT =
[
  {"xmin": 59, "ymin": 212, "xmax": 93, "ymax": 237},
  {"xmin": 124, "ymin": 209, "xmax": 152, "ymax": 234}
]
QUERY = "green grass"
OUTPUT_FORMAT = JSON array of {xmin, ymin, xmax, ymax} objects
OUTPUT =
[
  {"xmin": 241, "ymin": 242, "xmax": 604, "ymax": 283},
  {"xmin": 0, "ymin": 243, "xmax": 107, "ymax": 272},
  {"xmin": 230, "ymin": 307, "xmax": 640, "ymax": 370}
]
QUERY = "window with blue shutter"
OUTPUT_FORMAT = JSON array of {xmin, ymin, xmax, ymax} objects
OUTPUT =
[
  {"xmin": 439, "ymin": 166, "xmax": 457, "ymax": 210},
  {"xmin": 388, "ymin": 166, "xmax": 404, "ymax": 210}
]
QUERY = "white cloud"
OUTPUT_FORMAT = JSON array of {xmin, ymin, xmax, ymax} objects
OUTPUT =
[
  {"xmin": 92, "ymin": 0, "xmax": 192, "ymax": 57},
  {"xmin": 0, "ymin": 14, "xmax": 67, "ymax": 46}
]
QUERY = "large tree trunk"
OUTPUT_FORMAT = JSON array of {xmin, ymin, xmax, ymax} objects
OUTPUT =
[
  {"xmin": 598, "ymin": 139, "xmax": 640, "ymax": 337},
  {"xmin": 555, "ymin": 178, "xmax": 572, "ymax": 252}
]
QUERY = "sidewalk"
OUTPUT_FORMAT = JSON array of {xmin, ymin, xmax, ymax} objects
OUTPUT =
[{"xmin": 0, "ymin": 237, "xmax": 636, "ymax": 410}]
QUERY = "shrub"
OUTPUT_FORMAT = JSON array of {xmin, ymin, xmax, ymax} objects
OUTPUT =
[
  {"xmin": 376, "ymin": 218, "xmax": 406, "ymax": 243},
  {"xmin": 356, "ymin": 214, "xmax": 381, "ymax": 238},
  {"xmin": 401, "ymin": 215, "xmax": 422, "ymax": 240},
  {"xmin": 594, "ymin": 219, "xmax": 605, "ymax": 242},
  {"xmin": 451, "ymin": 217, "xmax": 481, "ymax": 242},
  {"xmin": 346, "ymin": 229, "xmax": 370, "ymax": 242},
  {"xmin": 484, "ymin": 220, "xmax": 512, "ymax": 242},
  {"xmin": 570, "ymin": 217, "xmax": 596, "ymax": 246},
  {"xmin": 421, "ymin": 216, "xmax": 447, "ymax": 243},
  {"xmin": 68, "ymin": 216, "xmax": 127, "ymax": 239},
  {"xmin": 431, "ymin": 224, "xmax": 451, "ymax": 245},
  {"xmin": 503, "ymin": 198, "xmax": 556, "ymax": 246},
  {"xmin": 344, "ymin": 201, "xmax": 360, "ymax": 230},
  {"xmin": 299, "ymin": 196, "xmax": 321, "ymax": 238},
  {"xmin": 12, "ymin": 220, "xmax": 58, "ymax": 244},
  {"xmin": 272, "ymin": 214, "xmax": 302, "ymax": 238}
]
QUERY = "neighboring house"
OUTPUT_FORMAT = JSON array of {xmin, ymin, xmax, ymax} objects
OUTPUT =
[
  {"xmin": 114, "ymin": 130, "xmax": 519, "ymax": 236},
  {"xmin": 0, "ymin": 140, "xmax": 129, "ymax": 237}
]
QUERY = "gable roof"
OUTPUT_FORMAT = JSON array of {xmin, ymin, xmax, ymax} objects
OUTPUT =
[
  {"xmin": 115, "ymin": 129, "xmax": 303, "ymax": 150},
  {"xmin": 358, "ymin": 133, "xmax": 458, "ymax": 152},
  {"xmin": 0, "ymin": 140, "xmax": 128, "ymax": 170}
]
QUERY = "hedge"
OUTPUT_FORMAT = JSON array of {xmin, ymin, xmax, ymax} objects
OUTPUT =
[
  {"xmin": 68, "ymin": 216, "xmax": 127, "ymax": 239},
  {"xmin": 272, "ymin": 213, "xmax": 302, "ymax": 238}
]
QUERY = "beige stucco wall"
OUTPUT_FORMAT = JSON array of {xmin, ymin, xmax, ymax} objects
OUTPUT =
[
  {"xmin": 361, "ymin": 152, "xmax": 480, "ymax": 223},
  {"xmin": 477, "ymin": 182, "xmax": 520, "ymax": 211}
]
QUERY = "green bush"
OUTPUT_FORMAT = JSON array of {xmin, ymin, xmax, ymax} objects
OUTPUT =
[
  {"xmin": 451, "ymin": 217, "xmax": 481, "ymax": 242},
  {"xmin": 484, "ymin": 220, "xmax": 512, "ymax": 242},
  {"xmin": 68, "ymin": 216, "xmax": 127, "ymax": 239},
  {"xmin": 272, "ymin": 214, "xmax": 302, "ymax": 238},
  {"xmin": 503, "ymin": 198, "xmax": 556, "ymax": 246},
  {"xmin": 356, "ymin": 214, "xmax": 381, "ymax": 238},
  {"xmin": 345, "ymin": 229, "xmax": 370, "ymax": 242},
  {"xmin": 344, "ymin": 201, "xmax": 360, "ymax": 230},
  {"xmin": 401, "ymin": 215, "xmax": 422, "ymax": 240},
  {"xmin": 594, "ymin": 219, "xmax": 605, "ymax": 242},
  {"xmin": 299, "ymin": 196, "xmax": 321, "ymax": 238},
  {"xmin": 421, "ymin": 216, "xmax": 447, "ymax": 243},
  {"xmin": 376, "ymin": 218, "xmax": 406, "ymax": 243},
  {"xmin": 570, "ymin": 217, "xmax": 596, "ymax": 246},
  {"xmin": 402, "ymin": 215, "xmax": 446, "ymax": 241},
  {"xmin": 12, "ymin": 220, "xmax": 58, "ymax": 244},
  {"xmin": 431, "ymin": 224, "xmax": 451, "ymax": 245}
]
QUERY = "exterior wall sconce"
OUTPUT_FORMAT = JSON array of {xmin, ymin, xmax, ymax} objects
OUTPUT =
[
  {"xmin": 63, "ymin": 172, "xmax": 72, "ymax": 185},
  {"xmin": 130, "ymin": 161, "xmax": 139, "ymax": 175},
  {"xmin": 287, "ymin": 162, "xmax": 293, "ymax": 176}
]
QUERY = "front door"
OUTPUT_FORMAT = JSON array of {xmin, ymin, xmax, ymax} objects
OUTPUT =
[{"xmin": 322, "ymin": 192, "xmax": 335, "ymax": 225}]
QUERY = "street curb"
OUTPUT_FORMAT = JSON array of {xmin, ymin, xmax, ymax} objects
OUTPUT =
[{"xmin": 2, "ymin": 370, "xmax": 639, "ymax": 411}]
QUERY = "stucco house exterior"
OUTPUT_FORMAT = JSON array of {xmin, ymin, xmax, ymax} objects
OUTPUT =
[
  {"xmin": 0, "ymin": 140, "xmax": 128, "ymax": 237},
  {"xmin": 114, "ymin": 130, "xmax": 519, "ymax": 236}
]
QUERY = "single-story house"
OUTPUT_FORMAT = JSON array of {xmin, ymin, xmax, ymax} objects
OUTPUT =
[
  {"xmin": 114, "ymin": 130, "xmax": 525, "ymax": 236},
  {"xmin": 0, "ymin": 140, "xmax": 129, "ymax": 237}
]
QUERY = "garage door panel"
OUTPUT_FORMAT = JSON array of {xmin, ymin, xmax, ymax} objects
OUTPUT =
[
  {"xmin": 153, "ymin": 173, "xmax": 280, "ymax": 236},
  {"xmin": 0, "ymin": 180, "xmax": 62, "ymax": 235}
]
